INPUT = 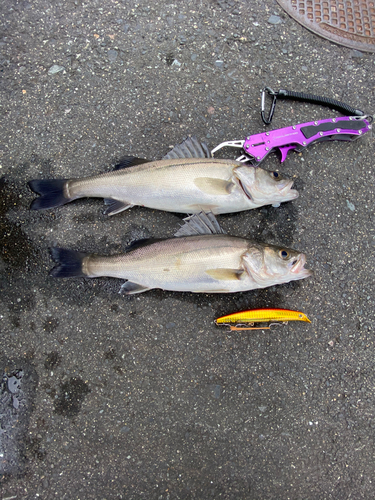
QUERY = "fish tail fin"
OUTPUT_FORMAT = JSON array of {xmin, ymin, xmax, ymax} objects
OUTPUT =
[
  {"xmin": 28, "ymin": 179, "xmax": 70, "ymax": 210},
  {"xmin": 50, "ymin": 247, "xmax": 88, "ymax": 278}
]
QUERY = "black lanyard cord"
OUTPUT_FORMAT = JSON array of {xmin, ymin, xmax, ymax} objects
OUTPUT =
[{"xmin": 261, "ymin": 87, "xmax": 366, "ymax": 125}]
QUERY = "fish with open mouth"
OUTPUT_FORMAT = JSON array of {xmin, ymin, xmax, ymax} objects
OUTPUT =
[
  {"xmin": 49, "ymin": 212, "xmax": 312, "ymax": 295},
  {"xmin": 28, "ymin": 137, "xmax": 298, "ymax": 216}
]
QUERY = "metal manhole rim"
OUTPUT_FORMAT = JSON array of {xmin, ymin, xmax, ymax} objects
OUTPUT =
[{"xmin": 276, "ymin": 0, "xmax": 375, "ymax": 53}]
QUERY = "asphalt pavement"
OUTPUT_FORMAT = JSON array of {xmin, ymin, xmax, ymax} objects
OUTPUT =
[{"xmin": 1, "ymin": 0, "xmax": 375, "ymax": 498}]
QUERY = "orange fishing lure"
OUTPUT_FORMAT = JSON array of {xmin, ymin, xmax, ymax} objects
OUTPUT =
[{"xmin": 215, "ymin": 308, "xmax": 311, "ymax": 331}]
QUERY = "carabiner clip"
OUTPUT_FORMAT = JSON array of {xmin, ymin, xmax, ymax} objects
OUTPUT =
[{"xmin": 261, "ymin": 87, "xmax": 277, "ymax": 125}]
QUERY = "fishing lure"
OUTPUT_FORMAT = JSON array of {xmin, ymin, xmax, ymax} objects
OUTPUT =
[{"xmin": 215, "ymin": 308, "xmax": 311, "ymax": 331}]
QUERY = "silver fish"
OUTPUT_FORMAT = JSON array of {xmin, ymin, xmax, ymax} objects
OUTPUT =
[
  {"xmin": 29, "ymin": 137, "xmax": 298, "ymax": 216},
  {"xmin": 50, "ymin": 212, "xmax": 312, "ymax": 295}
]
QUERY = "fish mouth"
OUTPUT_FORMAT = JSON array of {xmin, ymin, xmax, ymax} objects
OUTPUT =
[
  {"xmin": 279, "ymin": 179, "xmax": 299, "ymax": 200},
  {"xmin": 291, "ymin": 254, "xmax": 313, "ymax": 276}
]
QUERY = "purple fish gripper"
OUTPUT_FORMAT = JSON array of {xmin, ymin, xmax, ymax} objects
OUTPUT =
[{"xmin": 242, "ymin": 115, "xmax": 372, "ymax": 165}]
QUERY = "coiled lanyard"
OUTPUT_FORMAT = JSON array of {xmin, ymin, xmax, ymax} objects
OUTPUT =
[{"xmin": 261, "ymin": 87, "xmax": 367, "ymax": 125}]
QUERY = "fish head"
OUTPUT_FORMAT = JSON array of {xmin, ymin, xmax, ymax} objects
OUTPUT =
[
  {"xmin": 242, "ymin": 243, "xmax": 312, "ymax": 288},
  {"xmin": 234, "ymin": 165, "xmax": 299, "ymax": 207}
]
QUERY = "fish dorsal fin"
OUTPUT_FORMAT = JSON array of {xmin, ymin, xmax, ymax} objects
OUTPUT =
[
  {"xmin": 162, "ymin": 136, "xmax": 212, "ymax": 160},
  {"xmin": 174, "ymin": 212, "xmax": 226, "ymax": 237},
  {"xmin": 114, "ymin": 156, "xmax": 149, "ymax": 170}
]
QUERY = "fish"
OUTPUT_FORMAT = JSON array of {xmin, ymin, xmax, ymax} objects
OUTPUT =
[
  {"xmin": 215, "ymin": 308, "xmax": 311, "ymax": 330},
  {"xmin": 28, "ymin": 137, "xmax": 298, "ymax": 216},
  {"xmin": 49, "ymin": 212, "xmax": 312, "ymax": 295}
]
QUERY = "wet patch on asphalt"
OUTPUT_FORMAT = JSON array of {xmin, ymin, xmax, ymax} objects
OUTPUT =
[
  {"xmin": 0, "ymin": 176, "xmax": 38, "ymax": 270},
  {"xmin": 0, "ymin": 177, "xmax": 42, "ymax": 319},
  {"xmin": 42, "ymin": 316, "xmax": 60, "ymax": 334},
  {"xmin": 253, "ymin": 202, "xmax": 298, "ymax": 247},
  {"xmin": 54, "ymin": 377, "xmax": 91, "ymax": 418},
  {"xmin": 0, "ymin": 358, "xmax": 39, "ymax": 481},
  {"xmin": 44, "ymin": 351, "xmax": 62, "ymax": 370}
]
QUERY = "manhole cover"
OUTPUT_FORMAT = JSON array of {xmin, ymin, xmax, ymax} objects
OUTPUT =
[{"xmin": 276, "ymin": 0, "xmax": 375, "ymax": 53}]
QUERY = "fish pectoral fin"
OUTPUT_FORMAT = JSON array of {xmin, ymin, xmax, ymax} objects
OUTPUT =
[
  {"xmin": 194, "ymin": 177, "xmax": 235, "ymax": 196},
  {"xmin": 119, "ymin": 281, "xmax": 150, "ymax": 295},
  {"xmin": 205, "ymin": 268, "xmax": 244, "ymax": 281},
  {"xmin": 104, "ymin": 199, "xmax": 134, "ymax": 216}
]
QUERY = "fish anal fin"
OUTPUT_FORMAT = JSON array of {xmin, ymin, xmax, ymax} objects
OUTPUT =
[
  {"xmin": 205, "ymin": 268, "xmax": 244, "ymax": 281},
  {"xmin": 194, "ymin": 177, "xmax": 235, "ymax": 196},
  {"xmin": 104, "ymin": 199, "xmax": 134, "ymax": 216},
  {"xmin": 114, "ymin": 156, "xmax": 149, "ymax": 170},
  {"xmin": 119, "ymin": 281, "xmax": 150, "ymax": 295}
]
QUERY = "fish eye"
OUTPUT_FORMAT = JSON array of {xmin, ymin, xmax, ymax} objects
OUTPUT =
[
  {"xmin": 271, "ymin": 171, "xmax": 280, "ymax": 179},
  {"xmin": 279, "ymin": 249, "xmax": 290, "ymax": 259}
]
